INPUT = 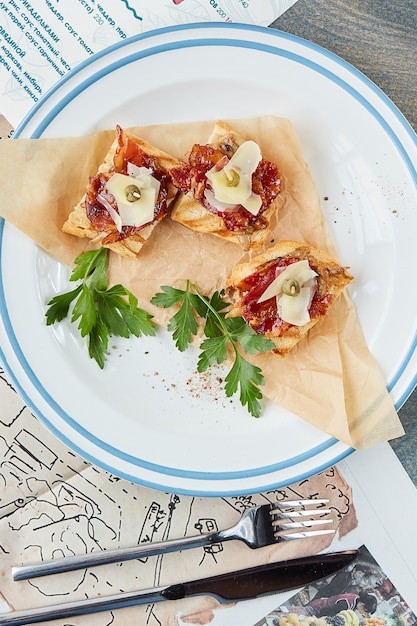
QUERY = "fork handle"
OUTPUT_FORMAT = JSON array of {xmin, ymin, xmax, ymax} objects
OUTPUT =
[{"xmin": 12, "ymin": 532, "xmax": 223, "ymax": 581}]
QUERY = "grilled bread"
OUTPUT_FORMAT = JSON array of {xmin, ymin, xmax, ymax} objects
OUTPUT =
[
  {"xmin": 62, "ymin": 126, "xmax": 181, "ymax": 259},
  {"xmin": 170, "ymin": 120, "xmax": 282, "ymax": 251},
  {"xmin": 226, "ymin": 240, "xmax": 354, "ymax": 356}
]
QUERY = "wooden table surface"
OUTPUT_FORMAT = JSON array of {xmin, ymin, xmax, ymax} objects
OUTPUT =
[{"xmin": 272, "ymin": 0, "xmax": 417, "ymax": 483}]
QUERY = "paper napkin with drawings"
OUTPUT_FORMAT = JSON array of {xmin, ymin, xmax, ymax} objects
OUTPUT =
[
  {"xmin": 0, "ymin": 116, "xmax": 404, "ymax": 448},
  {"xmin": 0, "ymin": 379, "xmax": 358, "ymax": 626}
]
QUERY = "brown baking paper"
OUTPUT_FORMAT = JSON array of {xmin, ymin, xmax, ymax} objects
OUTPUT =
[{"xmin": 0, "ymin": 116, "xmax": 404, "ymax": 448}]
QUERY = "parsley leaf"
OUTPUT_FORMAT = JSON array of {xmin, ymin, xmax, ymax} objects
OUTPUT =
[
  {"xmin": 45, "ymin": 248, "xmax": 156, "ymax": 368},
  {"xmin": 151, "ymin": 282, "xmax": 275, "ymax": 417},
  {"xmin": 225, "ymin": 356, "xmax": 265, "ymax": 419},
  {"xmin": 44, "ymin": 285, "xmax": 82, "ymax": 323},
  {"xmin": 151, "ymin": 281, "xmax": 202, "ymax": 351},
  {"xmin": 197, "ymin": 335, "xmax": 228, "ymax": 371}
]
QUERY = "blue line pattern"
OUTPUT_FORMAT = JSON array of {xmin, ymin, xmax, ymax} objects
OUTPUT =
[{"xmin": 119, "ymin": 0, "xmax": 143, "ymax": 21}]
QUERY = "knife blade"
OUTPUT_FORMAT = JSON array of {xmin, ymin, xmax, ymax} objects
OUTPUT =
[{"xmin": 0, "ymin": 550, "xmax": 358, "ymax": 625}]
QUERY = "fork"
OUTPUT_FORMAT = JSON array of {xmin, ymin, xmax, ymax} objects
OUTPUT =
[{"xmin": 12, "ymin": 498, "xmax": 334, "ymax": 581}]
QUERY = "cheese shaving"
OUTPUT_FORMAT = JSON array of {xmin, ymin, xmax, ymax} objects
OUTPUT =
[
  {"xmin": 205, "ymin": 141, "xmax": 262, "ymax": 215},
  {"xmin": 257, "ymin": 260, "xmax": 318, "ymax": 326}
]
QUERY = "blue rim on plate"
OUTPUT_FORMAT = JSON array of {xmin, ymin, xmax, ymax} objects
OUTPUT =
[{"xmin": 1, "ymin": 23, "xmax": 416, "ymax": 495}]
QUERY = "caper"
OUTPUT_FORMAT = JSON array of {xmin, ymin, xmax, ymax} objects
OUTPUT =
[
  {"xmin": 125, "ymin": 184, "xmax": 141, "ymax": 202},
  {"xmin": 282, "ymin": 278, "xmax": 301, "ymax": 296},
  {"xmin": 223, "ymin": 168, "xmax": 240, "ymax": 187}
]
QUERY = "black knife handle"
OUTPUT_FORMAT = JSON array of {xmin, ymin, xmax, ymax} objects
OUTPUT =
[{"xmin": 171, "ymin": 550, "xmax": 358, "ymax": 602}]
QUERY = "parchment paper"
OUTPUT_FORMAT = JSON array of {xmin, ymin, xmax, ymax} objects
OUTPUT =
[{"xmin": 0, "ymin": 116, "xmax": 404, "ymax": 448}]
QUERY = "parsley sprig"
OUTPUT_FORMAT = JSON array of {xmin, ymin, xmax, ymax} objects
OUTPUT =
[
  {"xmin": 151, "ymin": 281, "xmax": 275, "ymax": 417},
  {"xmin": 45, "ymin": 248, "xmax": 156, "ymax": 368}
]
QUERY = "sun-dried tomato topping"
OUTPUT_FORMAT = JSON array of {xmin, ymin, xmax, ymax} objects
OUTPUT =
[
  {"xmin": 237, "ymin": 257, "xmax": 334, "ymax": 335},
  {"xmin": 170, "ymin": 142, "xmax": 281, "ymax": 233},
  {"xmin": 85, "ymin": 125, "xmax": 171, "ymax": 241}
]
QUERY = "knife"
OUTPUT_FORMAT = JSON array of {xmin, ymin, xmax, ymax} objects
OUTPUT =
[{"xmin": 0, "ymin": 550, "xmax": 358, "ymax": 625}]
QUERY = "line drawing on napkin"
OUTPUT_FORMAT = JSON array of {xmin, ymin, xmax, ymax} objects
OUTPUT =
[{"xmin": 0, "ymin": 366, "xmax": 357, "ymax": 624}]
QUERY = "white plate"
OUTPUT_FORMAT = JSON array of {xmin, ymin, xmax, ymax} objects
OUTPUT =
[{"xmin": 1, "ymin": 24, "xmax": 417, "ymax": 496}]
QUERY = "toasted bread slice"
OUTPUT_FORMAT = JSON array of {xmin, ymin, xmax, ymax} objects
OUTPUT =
[
  {"xmin": 226, "ymin": 240, "xmax": 354, "ymax": 356},
  {"xmin": 170, "ymin": 120, "xmax": 282, "ymax": 250},
  {"xmin": 62, "ymin": 126, "xmax": 181, "ymax": 259}
]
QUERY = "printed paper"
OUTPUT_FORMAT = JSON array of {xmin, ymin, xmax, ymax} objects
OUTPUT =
[
  {"xmin": 0, "ymin": 0, "xmax": 298, "ymax": 126},
  {"xmin": 254, "ymin": 545, "xmax": 417, "ymax": 626}
]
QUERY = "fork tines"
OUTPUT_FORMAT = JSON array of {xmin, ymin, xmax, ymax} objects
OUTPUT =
[{"xmin": 269, "ymin": 498, "xmax": 334, "ymax": 541}]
